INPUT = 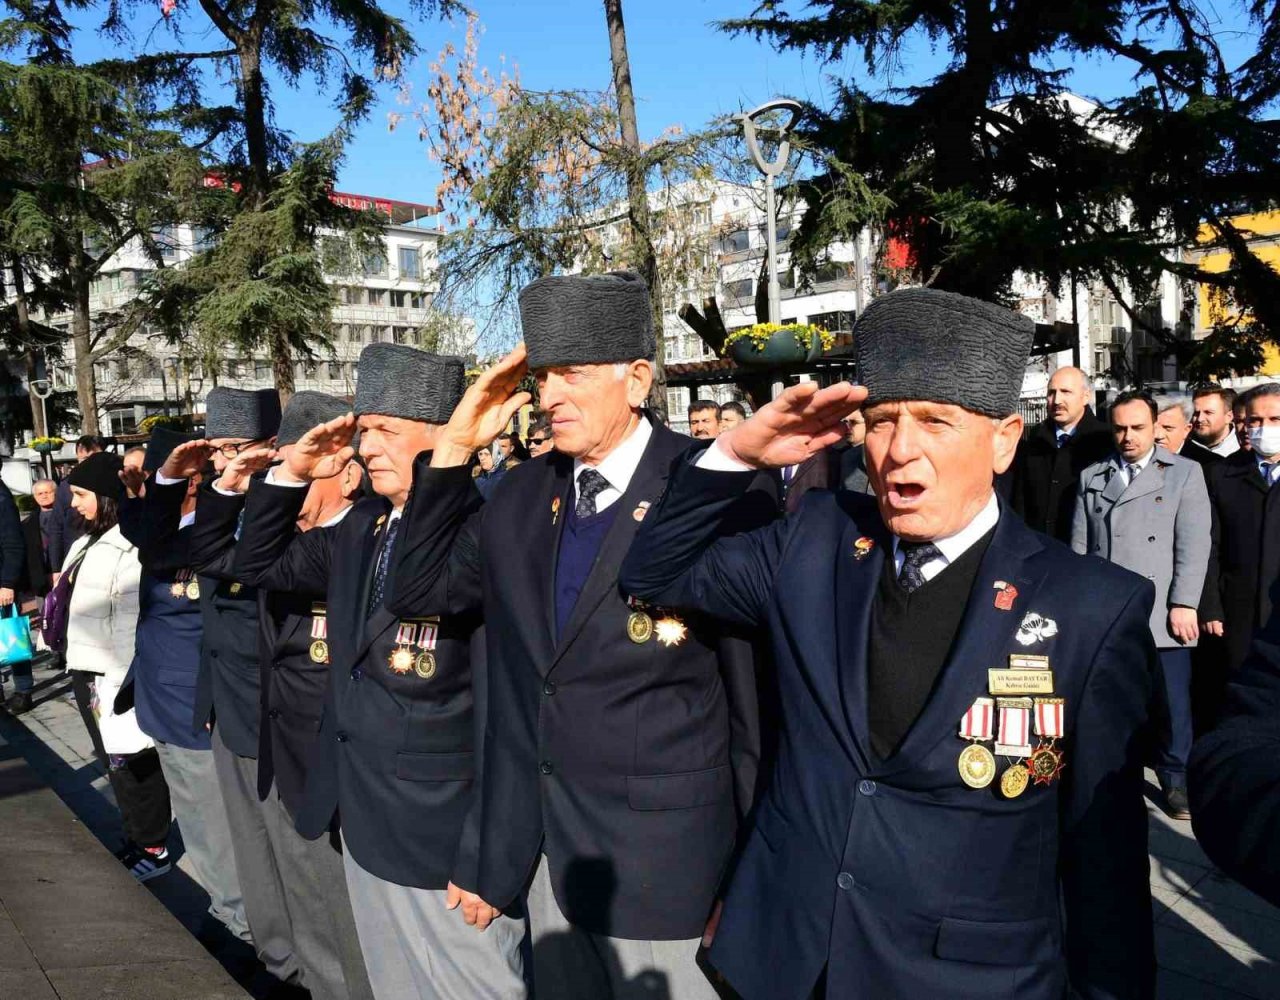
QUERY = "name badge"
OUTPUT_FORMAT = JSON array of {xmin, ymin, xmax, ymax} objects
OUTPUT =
[{"xmin": 988, "ymin": 668, "xmax": 1054, "ymax": 695}]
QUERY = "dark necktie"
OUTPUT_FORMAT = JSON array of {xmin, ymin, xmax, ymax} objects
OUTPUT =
[
  {"xmin": 575, "ymin": 469, "xmax": 610, "ymax": 518},
  {"xmin": 1056, "ymin": 431, "xmax": 1069, "ymax": 448},
  {"xmin": 898, "ymin": 540, "xmax": 942, "ymax": 594},
  {"xmin": 367, "ymin": 516, "xmax": 400, "ymax": 616},
  {"xmin": 1126, "ymin": 463, "xmax": 1142, "ymax": 486},
  {"xmin": 1263, "ymin": 463, "xmax": 1276, "ymax": 487}
]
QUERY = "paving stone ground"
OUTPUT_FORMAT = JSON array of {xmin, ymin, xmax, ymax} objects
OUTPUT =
[{"xmin": 3, "ymin": 658, "xmax": 1279, "ymax": 997}]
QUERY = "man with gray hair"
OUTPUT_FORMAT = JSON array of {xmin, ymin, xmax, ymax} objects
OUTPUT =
[
  {"xmin": 1155, "ymin": 397, "xmax": 1222, "ymax": 471},
  {"xmin": 388, "ymin": 271, "xmax": 775, "ymax": 999}
]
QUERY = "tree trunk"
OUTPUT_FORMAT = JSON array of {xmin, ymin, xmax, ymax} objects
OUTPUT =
[
  {"xmin": 238, "ymin": 40, "xmax": 271, "ymax": 207},
  {"xmin": 9, "ymin": 261, "xmax": 46, "ymax": 437},
  {"xmin": 603, "ymin": 0, "xmax": 667, "ymax": 422},
  {"xmin": 69, "ymin": 257, "xmax": 100, "ymax": 436},
  {"xmin": 272, "ymin": 326, "xmax": 295, "ymax": 406}
]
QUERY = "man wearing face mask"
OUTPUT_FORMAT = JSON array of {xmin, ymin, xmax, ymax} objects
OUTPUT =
[{"xmin": 1200, "ymin": 383, "xmax": 1280, "ymax": 727}]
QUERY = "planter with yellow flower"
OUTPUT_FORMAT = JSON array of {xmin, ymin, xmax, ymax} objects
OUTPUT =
[
  {"xmin": 724, "ymin": 323, "xmax": 835, "ymax": 368},
  {"xmin": 30, "ymin": 436, "xmax": 65, "ymax": 456}
]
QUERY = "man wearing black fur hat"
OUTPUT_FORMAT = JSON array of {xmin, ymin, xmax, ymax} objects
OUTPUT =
[
  {"xmin": 617, "ymin": 287, "xmax": 1158, "ymax": 1000},
  {"xmin": 188, "ymin": 390, "xmax": 372, "ymax": 1000},
  {"xmin": 220, "ymin": 345, "xmax": 522, "ymax": 1000},
  {"xmin": 388, "ymin": 272, "xmax": 775, "ymax": 999},
  {"xmin": 151, "ymin": 386, "xmax": 305, "ymax": 986}
]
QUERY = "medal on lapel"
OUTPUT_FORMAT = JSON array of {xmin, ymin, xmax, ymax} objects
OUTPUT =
[
  {"xmin": 992, "ymin": 580, "xmax": 1018, "ymax": 611},
  {"xmin": 957, "ymin": 697, "xmax": 996, "ymax": 789},
  {"xmin": 186, "ymin": 579, "xmax": 201, "ymax": 601},
  {"xmin": 853, "ymin": 537, "xmax": 875, "ymax": 560},
  {"xmin": 627, "ymin": 611, "xmax": 653, "ymax": 644},
  {"xmin": 414, "ymin": 619, "xmax": 439, "ymax": 679},
  {"xmin": 652, "ymin": 614, "xmax": 688, "ymax": 647},
  {"xmin": 171, "ymin": 568, "xmax": 190, "ymax": 599},
  {"xmin": 229, "ymin": 583, "xmax": 242, "ymax": 596},
  {"xmin": 1001, "ymin": 763, "xmax": 1030, "ymax": 799},
  {"xmin": 995, "ymin": 697, "xmax": 1034, "ymax": 799},
  {"xmin": 389, "ymin": 622, "xmax": 416, "ymax": 675},
  {"xmin": 310, "ymin": 608, "xmax": 329, "ymax": 664},
  {"xmin": 551, "ymin": 497, "xmax": 561, "ymax": 526},
  {"xmin": 633, "ymin": 500, "xmax": 651, "ymax": 522},
  {"xmin": 1028, "ymin": 697, "xmax": 1066, "ymax": 786}
]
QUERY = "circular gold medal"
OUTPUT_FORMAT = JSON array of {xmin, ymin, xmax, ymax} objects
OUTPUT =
[
  {"xmin": 627, "ymin": 611, "xmax": 653, "ymax": 644},
  {"xmin": 957, "ymin": 743, "xmax": 996, "ymax": 789},
  {"xmin": 1000, "ymin": 763, "xmax": 1030, "ymax": 799},
  {"xmin": 170, "ymin": 582, "xmax": 185, "ymax": 599},
  {"xmin": 229, "ymin": 583, "xmax": 242, "ymax": 596},
  {"xmin": 389, "ymin": 647, "xmax": 414, "ymax": 674},
  {"xmin": 309, "ymin": 639, "xmax": 329, "ymax": 664},
  {"xmin": 185, "ymin": 580, "xmax": 200, "ymax": 601},
  {"xmin": 414, "ymin": 652, "xmax": 436, "ymax": 680}
]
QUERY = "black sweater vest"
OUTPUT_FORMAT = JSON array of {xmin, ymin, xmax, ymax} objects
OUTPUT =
[{"xmin": 866, "ymin": 529, "xmax": 995, "ymax": 760}]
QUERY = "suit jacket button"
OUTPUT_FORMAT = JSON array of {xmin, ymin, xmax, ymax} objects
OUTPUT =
[
  {"xmin": 1095, "ymin": 506, "xmax": 1102, "ymax": 513},
  {"xmin": 543, "ymin": 681, "xmax": 556, "ymax": 696},
  {"xmin": 858, "ymin": 779, "xmax": 877, "ymax": 796},
  {"xmin": 1148, "ymin": 536, "xmax": 1156, "ymax": 543},
  {"xmin": 837, "ymin": 872, "xmax": 855, "ymax": 891},
  {"xmin": 539, "ymin": 761, "xmax": 554, "ymax": 775},
  {"xmin": 336, "ymin": 732, "xmax": 348, "ymax": 743},
  {"xmin": 351, "ymin": 666, "xmax": 363, "ymax": 680},
  {"xmin": 267, "ymin": 709, "xmax": 280, "ymax": 720}
]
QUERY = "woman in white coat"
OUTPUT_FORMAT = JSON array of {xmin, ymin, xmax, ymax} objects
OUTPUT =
[{"xmin": 63, "ymin": 452, "xmax": 172, "ymax": 881}]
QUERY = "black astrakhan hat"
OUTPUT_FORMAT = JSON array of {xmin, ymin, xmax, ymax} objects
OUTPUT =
[
  {"xmin": 354, "ymin": 344, "xmax": 465, "ymax": 425},
  {"xmin": 143, "ymin": 427, "xmax": 200, "ymax": 473},
  {"xmin": 854, "ymin": 288, "xmax": 1035, "ymax": 418},
  {"xmin": 518, "ymin": 271, "xmax": 655, "ymax": 369},
  {"xmin": 68, "ymin": 452, "xmax": 124, "ymax": 501},
  {"xmin": 278, "ymin": 391, "xmax": 351, "ymax": 447},
  {"xmin": 204, "ymin": 387, "xmax": 283, "ymax": 441}
]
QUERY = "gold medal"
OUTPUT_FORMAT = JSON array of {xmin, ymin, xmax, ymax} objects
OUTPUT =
[
  {"xmin": 170, "ymin": 582, "xmax": 185, "ymax": 599},
  {"xmin": 1027, "ymin": 744, "xmax": 1065, "ymax": 786},
  {"xmin": 1000, "ymin": 764, "xmax": 1030, "ymax": 799},
  {"xmin": 653, "ymin": 616, "xmax": 688, "ymax": 647},
  {"xmin": 186, "ymin": 580, "xmax": 200, "ymax": 601},
  {"xmin": 627, "ymin": 611, "xmax": 653, "ymax": 644},
  {"xmin": 229, "ymin": 582, "xmax": 242, "ymax": 596},
  {"xmin": 957, "ymin": 743, "xmax": 996, "ymax": 789},
  {"xmin": 389, "ymin": 647, "xmax": 414, "ymax": 674},
  {"xmin": 309, "ymin": 639, "xmax": 329, "ymax": 664},
  {"xmin": 413, "ymin": 651, "xmax": 436, "ymax": 679}
]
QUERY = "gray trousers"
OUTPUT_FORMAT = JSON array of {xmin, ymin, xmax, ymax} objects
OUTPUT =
[
  {"xmin": 211, "ymin": 727, "xmax": 301, "ymax": 985},
  {"xmin": 155, "ymin": 740, "xmax": 250, "ymax": 941},
  {"xmin": 266, "ymin": 792, "xmax": 373, "ymax": 1000},
  {"xmin": 527, "ymin": 855, "xmax": 719, "ymax": 1000},
  {"xmin": 342, "ymin": 843, "xmax": 526, "ymax": 1000}
]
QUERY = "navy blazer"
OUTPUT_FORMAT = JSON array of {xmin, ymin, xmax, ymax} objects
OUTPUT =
[
  {"xmin": 1190, "ymin": 611, "xmax": 1280, "ymax": 908},
  {"xmin": 619, "ymin": 463, "xmax": 1157, "ymax": 1000},
  {"xmin": 230, "ymin": 479, "xmax": 484, "ymax": 890}
]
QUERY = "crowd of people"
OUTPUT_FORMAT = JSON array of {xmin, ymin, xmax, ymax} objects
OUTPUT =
[{"xmin": 1, "ymin": 273, "xmax": 1280, "ymax": 1000}]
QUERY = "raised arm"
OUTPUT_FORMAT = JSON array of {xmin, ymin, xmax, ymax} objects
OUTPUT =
[{"xmin": 117, "ymin": 473, "xmax": 191, "ymax": 573}]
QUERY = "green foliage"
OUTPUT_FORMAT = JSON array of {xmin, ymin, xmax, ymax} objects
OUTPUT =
[{"xmin": 721, "ymin": 0, "xmax": 1280, "ymax": 376}]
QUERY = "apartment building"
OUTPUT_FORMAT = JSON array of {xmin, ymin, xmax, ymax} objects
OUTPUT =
[{"xmin": 45, "ymin": 192, "xmax": 456, "ymax": 435}]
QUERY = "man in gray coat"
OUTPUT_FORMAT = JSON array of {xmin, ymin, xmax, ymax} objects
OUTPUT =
[{"xmin": 1072, "ymin": 389, "xmax": 1211, "ymax": 820}]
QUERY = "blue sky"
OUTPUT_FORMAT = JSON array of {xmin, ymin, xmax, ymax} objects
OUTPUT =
[{"xmin": 62, "ymin": 0, "xmax": 1267, "ymax": 211}]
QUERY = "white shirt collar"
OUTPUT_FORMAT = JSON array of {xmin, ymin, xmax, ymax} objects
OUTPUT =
[
  {"xmin": 572, "ymin": 415, "xmax": 652, "ymax": 504},
  {"xmin": 320, "ymin": 505, "xmax": 352, "ymax": 528},
  {"xmin": 891, "ymin": 492, "xmax": 1000, "ymax": 581},
  {"xmin": 179, "ymin": 510, "xmax": 196, "ymax": 529},
  {"xmin": 1114, "ymin": 447, "xmax": 1156, "ymax": 474},
  {"xmin": 1210, "ymin": 433, "xmax": 1240, "ymax": 457}
]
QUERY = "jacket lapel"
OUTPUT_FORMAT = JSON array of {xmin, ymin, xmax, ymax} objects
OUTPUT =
[
  {"xmin": 833, "ymin": 503, "xmax": 892, "ymax": 772},
  {"xmin": 872, "ymin": 508, "xmax": 1048, "ymax": 779},
  {"xmin": 352, "ymin": 501, "xmax": 396, "ymax": 665},
  {"xmin": 546, "ymin": 425, "xmax": 668, "ymax": 674},
  {"xmin": 541, "ymin": 456, "xmax": 575, "ymax": 658},
  {"xmin": 1100, "ymin": 462, "xmax": 1127, "ymax": 504}
]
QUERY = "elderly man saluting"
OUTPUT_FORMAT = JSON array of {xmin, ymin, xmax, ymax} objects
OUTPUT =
[
  {"xmin": 619, "ymin": 288, "xmax": 1157, "ymax": 1000},
  {"xmin": 387, "ymin": 271, "xmax": 774, "ymax": 999}
]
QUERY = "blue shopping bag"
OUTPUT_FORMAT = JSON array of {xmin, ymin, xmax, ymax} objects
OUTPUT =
[{"xmin": 0, "ymin": 604, "xmax": 33, "ymax": 668}]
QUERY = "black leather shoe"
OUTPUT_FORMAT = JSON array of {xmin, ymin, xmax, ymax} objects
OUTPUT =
[
  {"xmin": 1165, "ymin": 785, "xmax": 1191, "ymax": 820},
  {"xmin": 4, "ymin": 691, "xmax": 32, "ymax": 715}
]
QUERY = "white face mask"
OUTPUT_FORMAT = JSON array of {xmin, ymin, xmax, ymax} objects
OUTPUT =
[{"xmin": 1249, "ymin": 425, "xmax": 1280, "ymax": 458}]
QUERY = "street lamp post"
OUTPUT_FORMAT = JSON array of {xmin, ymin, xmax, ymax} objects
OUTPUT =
[{"xmin": 30, "ymin": 378, "xmax": 54, "ymax": 478}]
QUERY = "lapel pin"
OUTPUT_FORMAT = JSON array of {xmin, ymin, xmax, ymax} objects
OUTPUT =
[
  {"xmin": 633, "ymin": 500, "xmax": 651, "ymax": 523},
  {"xmin": 853, "ymin": 537, "xmax": 875, "ymax": 560},
  {"xmin": 1015, "ymin": 611, "xmax": 1059, "ymax": 647},
  {"xmin": 551, "ymin": 497, "xmax": 561, "ymax": 525},
  {"xmin": 993, "ymin": 580, "xmax": 1019, "ymax": 611}
]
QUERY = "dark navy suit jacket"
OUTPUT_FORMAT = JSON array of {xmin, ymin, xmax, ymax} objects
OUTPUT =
[{"xmin": 620, "ymin": 461, "xmax": 1157, "ymax": 1000}]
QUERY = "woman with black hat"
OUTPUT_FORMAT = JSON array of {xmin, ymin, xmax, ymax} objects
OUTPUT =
[{"xmin": 63, "ymin": 452, "xmax": 172, "ymax": 882}]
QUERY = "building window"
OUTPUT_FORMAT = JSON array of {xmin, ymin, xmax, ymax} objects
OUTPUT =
[
  {"xmin": 807, "ymin": 310, "xmax": 855, "ymax": 334},
  {"xmin": 367, "ymin": 288, "xmax": 385, "ymax": 307},
  {"xmin": 410, "ymin": 292, "xmax": 428, "ymax": 309},
  {"xmin": 393, "ymin": 327, "xmax": 412, "ymax": 345},
  {"xmin": 398, "ymin": 246, "xmax": 421, "ymax": 279},
  {"xmin": 156, "ymin": 225, "xmax": 178, "ymax": 259},
  {"xmin": 718, "ymin": 230, "xmax": 750, "ymax": 254},
  {"xmin": 725, "ymin": 278, "xmax": 753, "ymax": 302},
  {"xmin": 363, "ymin": 252, "xmax": 388, "ymax": 278},
  {"xmin": 191, "ymin": 225, "xmax": 216, "ymax": 252},
  {"xmin": 390, "ymin": 289, "xmax": 407, "ymax": 308},
  {"xmin": 254, "ymin": 360, "xmax": 271, "ymax": 380}
]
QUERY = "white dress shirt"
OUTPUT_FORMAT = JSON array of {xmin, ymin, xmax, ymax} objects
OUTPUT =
[
  {"xmin": 697, "ymin": 439, "xmax": 1001, "ymax": 584},
  {"xmin": 1256, "ymin": 454, "xmax": 1280, "ymax": 487},
  {"xmin": 572, "ymin": 417, "xmax": 652, "ymax": 514},
  {"xmin": 890, "ymin": 493, "xmax": 1000, "ymax": 584},
  {"xmin": 1114, "ymin": 447, "xmax": 1156, "ymax": 487}
]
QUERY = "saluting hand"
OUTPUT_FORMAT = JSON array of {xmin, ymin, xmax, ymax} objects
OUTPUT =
[
  {"xmin": 277, "ymin": 413, "xmax": 357, "ymax": 484},
  {"xmin": 160, "ymin": 440, "xmax": 216, "ymax": 481},
  {"xmin": 432, "ymin": 344, "xmax": 531, "ymax": 468},
  {"xmin": 217, "ymin": 446, "xmax": 278, "ymax": 495},
  {"xmin": 118, "ymin": 465, "xmax": 146, "ymax": 499},
  {"xmin": 717, "ymin": 381, "xmax": 866, "ymax": 469},
  {"xmin": 444, "ymin": 881, "xmax": 502, "ymax": 931}
]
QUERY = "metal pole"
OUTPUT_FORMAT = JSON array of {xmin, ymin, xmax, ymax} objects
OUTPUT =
[
  {"xmin": 39, "ymin": 396, "xmax": 49, "ymax": 479},
  {"xmin": 765, "ymin": 178, "xmax": 781, "ymax": 326}
]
